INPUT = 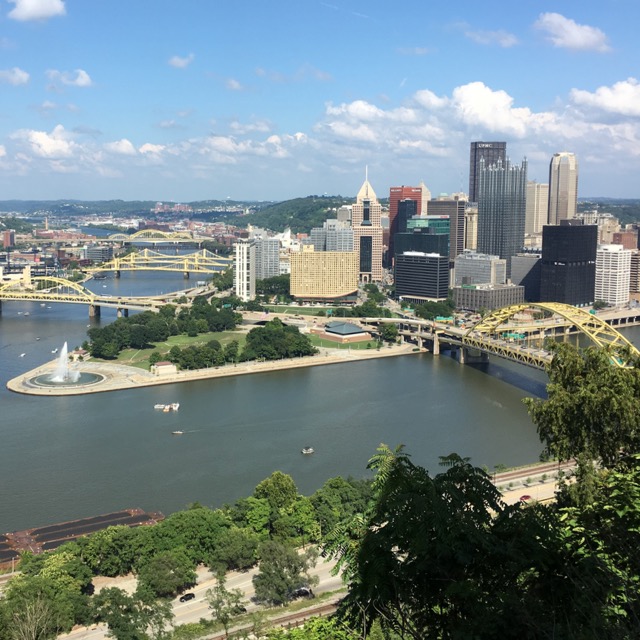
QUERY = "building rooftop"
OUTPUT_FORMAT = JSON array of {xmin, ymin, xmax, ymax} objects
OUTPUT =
[{"xmin": 325, "ymin": 321, "xmax": 366, "ymax": 336}]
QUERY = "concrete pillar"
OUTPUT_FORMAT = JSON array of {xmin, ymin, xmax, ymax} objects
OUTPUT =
[
  {"xmin": 89, "ymin": 304, "xmax": 101, "ymax": 318},
  {"xmin": 114, "ymin": 270, "xmax": 121, "ymax": 279},
  {"xmin": 432, "ymin": 333, "xmax": 440, "ymax": 356},
  {"xmin": 183, "ymin": 272, "xmax": 190, "ymax": 279},
  {"xmin": 459, "ymin": 347, "xmax": 466, "ymax": 364},
  {"xmin": 124, "ymin": 308, "xmax": 129, "ymax": 317}
]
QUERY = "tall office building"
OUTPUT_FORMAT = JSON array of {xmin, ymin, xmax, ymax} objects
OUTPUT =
[
  {"xmin": 539, "ymin": 222, "xmax": 596, "ymax": 306},
  {"xmin": 388, "ymin": 185, "xmax": 423, "ymax": 261},
  {"xmin": 396, "ymin": 199, "xmax": 418, "ymax": 234},
  {"xmin": 428, "ymin": 196, "xmax": 467, "ymax": 266},
  {"xmin": 395, "ymin": 252, "xmax": 449, "ymax": 302},
  {"xmin": 477, "ymin": 157, "xmax": 527, "ymax": 278},
  {"xmin": 394, "ymin": 216, "xmax": 450, "ymax": 261},
  {"xmin": 454, "ymin": 251, "xmax": 506, "ymax": 286},
  {"xmin": 469, "ymin": 141, "xmax": 506, "ymax": 203},
  {"xmin": 595, "ymin": 245, "xmax": 631, "ymax": 306},
  {"xmin": 548, "ymin": 152, "xmax": 578, "ymax": 225},
  {"xmin": 525, "ymin": 181, "xmax": 549, "ymax": 234},
  {"xmin": 352, "ymin": 176, "xmax": 383, "ymax": 282}
]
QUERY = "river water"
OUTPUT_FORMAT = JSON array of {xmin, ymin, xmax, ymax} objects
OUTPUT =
[{"xmin": 0, "ymin": 270, "xmax": 595, "ymax": 533}]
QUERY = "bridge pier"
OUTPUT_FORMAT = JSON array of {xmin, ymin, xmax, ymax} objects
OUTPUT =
[
  {"xmin": 114, "ymin": 270, "xmax": 121, "ymax": 279},
  {"xmin": 89, "ymin": 304, "xmax": 101, "ymax": 318},
  {"xmin": 459, "ymin": 347, "xmax": 489, "ymax": 365},
  {"xmin": 183, "ymin": 271, "xmax": 190, "ymax": 279},
  {"xmin": 116, "ymin": 308, "xmax": 129, "ymax": 318}
]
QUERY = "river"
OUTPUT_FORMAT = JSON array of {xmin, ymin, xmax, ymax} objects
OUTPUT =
[{"xmin": 0, "ymin": 270, "xmax": 586, "ymax": 533}]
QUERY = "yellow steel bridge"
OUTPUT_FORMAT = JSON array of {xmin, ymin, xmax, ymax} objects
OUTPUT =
[
  {"xmin": 84, "ymin": 248, "xmax": 232, "ymax": 275},
  {"xmin": 106, "ymin": 229, "xmax": 197, "ymax": 243}
]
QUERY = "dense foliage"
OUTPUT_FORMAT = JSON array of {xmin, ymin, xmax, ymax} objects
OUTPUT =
[
  {"xmin": 413, "ymin": 298, "xmax": 455, "ymax": 320},
  {"xmin": 239, "ymin": 318, "xmax": 317, "ymax": 361},
  {"xmin": 231, "ymin": 195, "xmax": 353, "ymax": 234}
]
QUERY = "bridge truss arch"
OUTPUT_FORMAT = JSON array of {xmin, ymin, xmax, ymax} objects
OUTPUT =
[
  {"xmin": 463, "ymin": 302, "xmax": 640, "ymax": 368},
  {"xmin": 0, "ymin": 276, "xmax": 96, "ymax": 304},
  {"xmin": 107, "ymin": 229, "xmax": 193, "ymax": 242}
]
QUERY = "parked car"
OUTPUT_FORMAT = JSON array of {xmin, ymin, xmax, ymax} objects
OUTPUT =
[{"xmin": 179, "ymin": 592, "xmax": 195, "ymax": 602}]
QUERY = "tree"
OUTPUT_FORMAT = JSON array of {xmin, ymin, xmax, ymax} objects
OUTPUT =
[
  {"xmin": 209, "ymin": 527, "xmax": 259, "ymax": 572},
  {"xmin": 252, "ymin": 541, "xmax": 318, "ymax": 606},
  {"xmin": 379, "ymin": 323, "xmax": 398, "ymax": 343},
  {"xmin": 137, "ymin": 550, "xmax": 196, "ymax": 598},
  {"xmin": 265, "ymin": 615, "xmax": 360, "ymax": 639},
  {"xmin": 205, "ymin": 573, "xmax": 246, "ymax": 638},
  {"xmin": 92, "ymin": 586, "xmax": 173, "ymax": 640},
  {"xmin": 254, "ymin": 471, "xmax": 298, "ymax": 512},
  {"xmin": 524, "ymin": 343, "xmax": 640, "ymax": 468}
]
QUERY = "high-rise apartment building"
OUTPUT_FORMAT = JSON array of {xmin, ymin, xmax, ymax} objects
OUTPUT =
[
  {"xmin": 234, "ymin": 238, "xmax": 255, "ymax": 302},
  {"xmin": 539, "ymin": 222, "xmax": 596, "ymax": 306},
  {"xmin": 525, "ymin": 181, "xmax": 549, "ymax": 234},
  {"xmin": 309, "ymin": 219, "xmax": 354, "ymax": 252},
  {"xmin": 352, "ymin": 177, "xmax": 383, "ymax": 282},
  {"xmin": 290, "ymin": 246, "xmax": 358, "ymax": 303},
  {"xmin": 469, "ymin": 141, "xmax": 506, "ymax": 203},
  {"xmin": 2, "ymin": 229, "xmax": 15, "ymax": 248},
  {"xmin": 595, "ymin": 244, "xmax": 631, "ymax": 306},
  {"xmin": 477, "ymin": 157, "xmax": 527, "ymax": 278},
  {"xmin": 254, "ymin": 237, "xmax": 280, "ymax": 280},
  {"xmin": 548, "ymin": 152, "xmax": 578, "ymax": 225}
]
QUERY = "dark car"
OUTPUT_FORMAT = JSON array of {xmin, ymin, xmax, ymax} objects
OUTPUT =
[
  {"xmin": 290, "ymin": 587, "xmax": 314, "ymax": 599},
  {"xmin": 179, "ymin": 592, "xmax": 195, "ymax": 603}
]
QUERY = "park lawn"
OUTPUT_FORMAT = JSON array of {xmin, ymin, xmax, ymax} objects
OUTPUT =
[
  {"xmin": 264, "ymin": 305, "xmax": 334, "ymax": 316},
  {"xmin": 307, "ymin": 335, "xmax": 380, "ymax": 350},
  {"xmin": 114, "ymin": 331, "xmax": 247, "ymax": 369}
]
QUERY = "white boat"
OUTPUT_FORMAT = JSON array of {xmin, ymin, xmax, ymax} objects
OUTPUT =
[
  {"xmin": 23, "ymin": 312, "xmax": 29, "ymax": 316},
  {"xmin": 51, "ymin": 348, "xmax": 58, "ymax": 354},
  {"xmin": 171, "ymin": 402, "xmax": 180, "ymax": 411},
  {"xmin": 172, "ymin": 430, "xmax": 184, "ymax": 435},
  {"xmin": 19, "ymin": 353, "xmax": 26, "ymax": 358},
  {"xmin": 40, "ymin": 303, "xmax": 46, "ymax": 307},
  {"xmin": 301, "ymin": 447, "xmax": 314, "ymax": 455},
  {"xmin": 154, "ymin": 404, "xmax": 166, "ymax": 410}
]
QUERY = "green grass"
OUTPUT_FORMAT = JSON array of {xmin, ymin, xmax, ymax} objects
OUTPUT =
[
  {"xmin": 109, "ymin": 331, "xmax": 247, "ymax": 369},
  {"xmin": 307, "ymin": 335, "xmax": 379, "ymax": 350},
  {"xmin": 264, "ymin": 305, "xmax": 333, "ymax": 316}
]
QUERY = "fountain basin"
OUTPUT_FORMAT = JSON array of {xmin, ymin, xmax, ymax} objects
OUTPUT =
[{"xmin": 29, "ymin": 372, "xmax": 105, "ymax": 388}]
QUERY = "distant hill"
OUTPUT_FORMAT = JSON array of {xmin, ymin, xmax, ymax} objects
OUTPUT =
[
  {"xmin": 578, "ymin": 198, "xmax": 640, "ymax": 226},
  {"xmin": 231, "ymin": 195, "xmax": 354, "ymax": 234},
  {"xmin": 0, "ymin": 200, "xmax": 157, "ymax": 216}
]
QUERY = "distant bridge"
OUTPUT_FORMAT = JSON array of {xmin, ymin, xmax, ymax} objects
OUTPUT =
[
  {"xmin": 364, "ymin": 302, "xmax": 640, "ymax": 370},
  {"xmin": 85, "ymin": 248, "xmax": 232, "ymax": 277},
  {"xmin": 106, "ymin": 229, "xmax": 197, "ymax": 244},
  {"xmin": 0, "ymin": 276, "xmax": 195, "ymax": 318}
]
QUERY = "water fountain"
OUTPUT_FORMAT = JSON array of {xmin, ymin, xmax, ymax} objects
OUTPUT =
[
  {"xmin": 50, "ymin": 342, "xmax": 80, "ymax": 383},
  {"xmin": 29, "ymin": 342, "xmax": 104, "ymax": 388}
]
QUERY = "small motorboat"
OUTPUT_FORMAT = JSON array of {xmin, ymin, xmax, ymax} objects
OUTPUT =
[
  {"xmin": 172, "ymin": 430, "xmax": 184, "ymax": 435},
  {"xmin": 51, "ymin": 348, "xmax": 58, "ymax": 354},
  {"xmin": 301, "ymin": 447, "xmax": 314, "ymax": 455},
  {"xmin": 19, "ymin": 353, "xmax": 26, "ymax": 358},
  {"xmin": 154, "ymin": 404, "xmax": 166, "ymax": 410}
]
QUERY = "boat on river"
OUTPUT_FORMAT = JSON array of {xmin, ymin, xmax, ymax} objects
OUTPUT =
[
  {"xmin": 155, "ymin": 403, "xmax": 180, "ymax": 412},
  {"xmin": 171, "ymin": 430, "xmax": 184, "ymax": 435},
  {"xmin": 301, "ymin": 447, "xmax": 314, "ymax": 455}
]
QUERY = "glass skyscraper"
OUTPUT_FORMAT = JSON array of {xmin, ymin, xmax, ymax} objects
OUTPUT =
[{"xmin": 469, "ymin": 141, "xmax": 506, "ymax": 203}]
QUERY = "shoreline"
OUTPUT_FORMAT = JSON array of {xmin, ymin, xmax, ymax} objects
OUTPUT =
[{"xmin": 6, "ymin": 343, "xmax": 420, "ymax": 396}]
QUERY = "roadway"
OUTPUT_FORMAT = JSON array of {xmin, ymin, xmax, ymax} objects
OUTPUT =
[{"xmin": 59, "ymin": 556, "xmax": 342, "ymax": 640}]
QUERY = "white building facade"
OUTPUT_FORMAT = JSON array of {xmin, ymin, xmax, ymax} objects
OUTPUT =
[
  {"xmin": 595, "ymin": 244, "xmax": 631, "ymax": 306},
  {"xmin": 234, "ymin": 238, "xmax": 256, "ymax": 301}
]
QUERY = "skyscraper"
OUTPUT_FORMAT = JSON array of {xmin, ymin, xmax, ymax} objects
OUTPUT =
[
  {"xmin": 539, "ymin": 222, "xmax": 596, "ymax": 306},
  {"xmin": 476, "ymin": 157, "xmax": 527, "ymax": 277},
  {"xmin": 428, "ymin": 196, "xmax": 467, "ymax": 266},
  {"xmin": 234, "ymin": 238, "xmax": 255, "ymax": 301},
  {"xmin": 388, "ymin": 185, "xmax": 423, "ymax": 261},
  {"xmin": 595, "ymin": 245, "xmax": 631, "ymax": 306},
  {"xmin": 352, "ymin": 176, "xmax": 383, "ymax": 282},
  {"xmin": 548, "ymin": 152, "xmax": 578, "ymax": 225},
  {"xmin": 525, "ymin": 181, "xmax": 549, "ymax": 234},
  {"xmin": 469, "ymin": 141, "xmax": 506, "ymax": 203}
]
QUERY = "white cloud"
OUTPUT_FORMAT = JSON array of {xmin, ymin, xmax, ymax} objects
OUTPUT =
[
  {"xmin": 8, "ymin": 0, "xmax": 65, "ymax": 21},
  {"xmin": 226, "ymin": 78, "xmax": 243, "ymax": 91},
  {"xmin": 229, "ymin": 120, "xmax": 272, "ymax": 134},
  {"xmin": 139, "ymin": 143, "xmax": 165, "ymax": 155},
  {"xmin": 11, "ymin": 124, "xmax": 78, "ymax": 158},
  {"xmin": 168, "ymin": 54, "xmax": 194, "ymax": 69},
  {"xmin": 104, "ymin": 139, "xmax": 137, "ymax": 155},
  {"xmin": 0, "ymin": 145, "xmax": 6, "ymax": 158},
  {"xmin": 534, "ymin": 13, "xmax": 610, "ymax": 52},
  {"xmin": 465, "ymin": 29, "xmax": 518, "ymax": 48},
  {"xmin": 570, "ymin": 78, "xmax": 640, "ymax": 117},
  {"xmin": 0, "ymin": 67, "xmax": 29, "ymax": 85},
  {"xmin": 46, "ymin": 69, "xmax": 93, "ymax": 88}
]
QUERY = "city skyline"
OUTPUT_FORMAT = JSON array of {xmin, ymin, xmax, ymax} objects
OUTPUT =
[{"xmin": 0, "ymin": 2, "xmax": 639, "ymax": 201}]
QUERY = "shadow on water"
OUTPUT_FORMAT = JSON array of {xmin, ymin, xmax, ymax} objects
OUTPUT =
[{"xmin": 466, "ymin": 360, "xmax": 548, "ymax": 399}]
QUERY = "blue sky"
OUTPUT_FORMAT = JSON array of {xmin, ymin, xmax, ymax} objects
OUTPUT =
[{"xmin": 1, "ymin": 0, "xmax": 639, "ymax": 202}]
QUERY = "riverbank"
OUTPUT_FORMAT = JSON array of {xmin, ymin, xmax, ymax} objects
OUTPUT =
[{"xmin": 6, "ymin": 343, "xmax": 419, "ymax": 396}]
